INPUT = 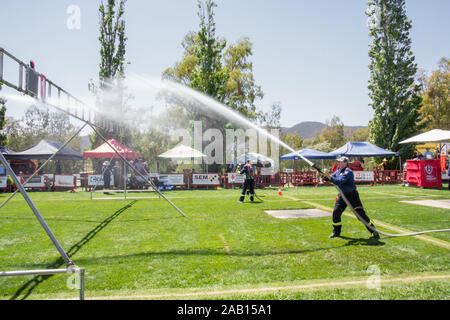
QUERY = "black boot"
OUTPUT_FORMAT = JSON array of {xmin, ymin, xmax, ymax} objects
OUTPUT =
[
  {"xmin": 238, "ymin": 195, "xmax": 245, "ymax": 203},
  {"xmin": 329, "ymin": 225, "xmax": 342, "ymax": 238},
  {"xmin": 366, "ymin": 223, "xmax": 380, "ymax": 239},
  {"xmin": 250, "ymin": 195, "xmax": 254, "ymax": 202}
]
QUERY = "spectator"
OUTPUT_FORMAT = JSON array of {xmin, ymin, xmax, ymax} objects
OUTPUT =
[
  {"xmin": 112, "ymin": 160, "xmax": 121, "ymax": 189},
  {"xmin": 102, "ymin": 161, "xmax": 111, "ymax": 191},
  {"xmin": 434, "ymin": 146, "xmax": 441, "ymax": 160},
  {"xmin": 134, "ymin": 158, "xmax": 144, "ymax": 175},
  {"xmin": 423, "ymin": 147, "xmax": 434, "ymax": 160},
  {"xmin": 380, "ymin": 158, "xmax": 388, "ymax": 170}
]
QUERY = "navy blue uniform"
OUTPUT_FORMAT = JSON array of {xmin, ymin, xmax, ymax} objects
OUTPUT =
[
  {"xmin": 330, "ymin": 166, "xmax": 376, "ymax": 236},
  {"xmin": 239, "ymin": 164, "xmax": 255, "ymax": 202},
  {"xmin": 102, "ymin": 165, "xmax": 112, "ymax": 189}
]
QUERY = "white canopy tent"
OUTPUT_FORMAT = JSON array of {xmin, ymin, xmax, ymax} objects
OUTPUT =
[
  {"xmin": 158, "ymin": 144, "xmax": 206, "ymax": 160},
  {"xmin": 399, "ymin": 129, "xmax": 450, "ymax": 144},
  {"xmin": 157, "ymin": 144, "xmax": 207, "ymax": 174}
]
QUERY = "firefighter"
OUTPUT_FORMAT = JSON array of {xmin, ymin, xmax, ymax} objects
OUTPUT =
[
  {"xmin": 323, "ymin": 156, "xmax": 379, "ymax": 239},
  {"xmin": 238, "ymin": 160, "xmax": 255, "ymax": 202}
]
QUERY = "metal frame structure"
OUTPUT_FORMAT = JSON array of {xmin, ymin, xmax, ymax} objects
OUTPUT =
[{"xmin": 0, "ymin": 47, "xmax": 186, "ymax": 300}]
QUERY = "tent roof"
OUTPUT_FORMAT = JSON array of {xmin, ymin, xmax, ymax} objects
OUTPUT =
[
  {"xmin": 83, "ymin": 139, "xmax": 139, "ymax": 159},
  {"xmin": 280, "ymin": 148, "xmax": 337, "ymax": 160},
  {"xmin": 329, "ymin": 141, "xmax": 398, "ymax": 158},
  {"xmin": 234, "ymin": 153, "xmax": 274, "ymax": 165},
  {"xmin": 158, "ymin": 144, "xmax": 206, "ymax": 160},
  {"xmin": 5, "ymin": 140, "xmax": 83, "ymax": 160},
  {"xmin": 0, "ymin": 146, "xmax": 15, "ymax": 155},
  {"xmin": 399, "ymin": 129, "xmax": 450, "ymax": 144}
]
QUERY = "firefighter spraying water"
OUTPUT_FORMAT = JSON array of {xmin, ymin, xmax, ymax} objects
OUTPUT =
[
  {"xmin": 238, "ymin": 160, "xmax": 256, "ymax": 203},
  {"xmin": 323, "ymin": 156, "xmax": 379, "ymax": 239}
]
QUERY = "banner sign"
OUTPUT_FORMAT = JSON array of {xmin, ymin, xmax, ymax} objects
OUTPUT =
[
  {"xmin": 260, "ymin": 167, "xmax": 275, "ymax": 175},
  {"xmin": 157, "ymin": 174, "xmax": 184, "ymax": 186},
  {"xmin": 55, "ymin": 175, "xmax": 76, "ymax": 188},
  {"xmin": 227, "ymin": 173, "xmax": 245, "ymax": 184},
  {"xmin": 441, "ymin": 143, "xmax": 449, "ymax": 171},
  {"xmin": 192, "ymin": 174, "xmax": 220, "ymax": 185},
  {"xmin": 87, "ymin": 174, "xmax": 115, "ymax": 187},
  {"xmin": 0, "ymin": 176, "xmax": 7, "ymax": 188},
  {"xmin": 23, "ymin": 176, "xmax": 46, "ymax": 188},
  {"xmin": 354, "ymin": 171, "xmax": 374, "ymax": 182}
]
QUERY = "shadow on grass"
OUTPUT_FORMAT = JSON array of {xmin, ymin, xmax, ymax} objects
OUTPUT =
[
  {"xmin": 9, "ymin": 200, "xmax": 138, "ymax": 300},
  {"xmin": 71, "ymin": 235, "xmax": 385, "ymax": 265},
  {"xmin": 339, "ymin": 235, "xmax": 385, "ymax": 246}
]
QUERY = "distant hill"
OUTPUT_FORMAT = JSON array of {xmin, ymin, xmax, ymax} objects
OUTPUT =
[{"xmin": 282, "ymin": 121, "xmax": 366, "ymax": 139}]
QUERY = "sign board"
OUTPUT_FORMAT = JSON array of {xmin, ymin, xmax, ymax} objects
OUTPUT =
[
  {"xmin": 157, "ymin": 174, "xmax": 184, "ymax": 186},
  {"xmin": 442, "ymin": 170, "xmax": 449, "ymax": 181},
  {"xmin": 192, "ymin": 174, "xmax": 220, "ymax": 185},
  {"xmin": 87, "ymin": 174, "xmax": 115, "ymax": 187},
  {"xmin": 260, "ymin": 167, "xmax": 275, "ymax": 175},
  {"xmin": 23, "ymin": 176, "xmax": 46, "ymax": 188},
  {"xmin": 284, "ymin": 169, "xmax": 294, "ymax": 173},
  {"xmin": 0, "ymin": 176, "xmax": 7, "ymax": 188},
  {"xmin": 227, "ymin": 173, "xmax": 245, "ymax": 184},
  {"xmin": 54, "ymin": 175, "xmax": 76, "ymax": 188},
  {"xmin": 354, "ymin": 171, "xmax": 375, "ymax": 182}
]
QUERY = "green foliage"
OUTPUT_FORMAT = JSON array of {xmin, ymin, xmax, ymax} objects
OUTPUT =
[
  {"xmin": 419, "ymin": 57, "xmax": 450, "ymax": 130},
  {"xmin": 0, "ymin": 96, "xmax": 7, "ymax": 146},
  {"xmin": 366, "ymin": 0, "xmax": 423, "ymax": 159},
  {"xmin": 162, "ymin": 1, "xmax": 264, "ymax": 124},
  {"xmin": 350, "ymin": 127, "xmax": 371, "ymax": 142},
  {"xmin": 320, "ymin": 116, "xmax": 346, "ymax": 149},
  {"xmin": 98, "ymin": 0, "xmax": 127, "ymax": 85},
  {"xmin": 191, "ymin": 0, "xmax": 228, "ymax": 102},
  {"xmin": 91, "ymin": 0, "xmax": 130, "ymax": 172}
]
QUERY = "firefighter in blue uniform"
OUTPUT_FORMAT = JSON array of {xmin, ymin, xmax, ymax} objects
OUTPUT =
[
  {"xmin": 238, "ymin": 160, "xmax": 255, "ymax": 202},
  {"xmin": 324, "ymin": 156, "xmax": 379, "ymax": 239}
]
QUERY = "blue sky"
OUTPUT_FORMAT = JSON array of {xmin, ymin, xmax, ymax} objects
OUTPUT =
[{"xmin": 0, "ymin": 0, "xmax": 449, "ymax": 127}]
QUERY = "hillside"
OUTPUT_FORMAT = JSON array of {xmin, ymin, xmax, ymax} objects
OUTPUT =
[{"xmin": 282, "ymin": 121, "xmax": 366, "ymax": 139}]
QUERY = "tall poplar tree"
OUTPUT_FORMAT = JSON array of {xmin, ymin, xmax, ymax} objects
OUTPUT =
[
  {"xmin": 366, "ymin": 0, "xmax": 423, "ymax": 159},
  {"xmin": 90, "ymin": 0, "xmax": 128, "ymax": 150}
]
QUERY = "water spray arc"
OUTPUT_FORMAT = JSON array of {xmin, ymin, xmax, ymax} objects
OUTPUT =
[{"xmin": 134, "ymin": 74, "xmax": 450, "ymax": 238}]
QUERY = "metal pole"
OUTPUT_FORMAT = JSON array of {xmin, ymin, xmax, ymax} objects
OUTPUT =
[
  {"xmin": 0, "ymin": 152, "xmax": 73, "ymax": 266},
  {"xmin": 78, "ymin": 268, "xmax": 85, "ymax": 300},
  {"xmin": 0, "ymin": 268, "xmax": 71, "ymax": 277}
]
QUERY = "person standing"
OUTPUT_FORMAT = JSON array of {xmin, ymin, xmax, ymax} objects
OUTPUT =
[
  {"xmin": 423, "ymin": 147, "xmax": 434, "ymax": 160},
  {"xmin": 323, "ymin": 156, "xmax": 379, "ymax": 239},
  {"xmin": 102, "ymin": 161, "xmax": 111, "ymax": 190},
  {"xmin": 112, "ymin": 160, "xmax": 121, "ymax": 189},
  {"xmin": 238, "ymin": 160, "xmax": 255, "ymax": 203}
]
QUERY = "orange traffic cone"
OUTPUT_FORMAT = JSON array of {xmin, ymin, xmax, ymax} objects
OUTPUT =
[{"xmin": 278, "ymin": 186, "xmax": 282, "ymax": 196}]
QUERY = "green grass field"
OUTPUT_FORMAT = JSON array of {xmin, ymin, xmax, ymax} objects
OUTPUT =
[{"xmin": 0, "ymin": 184, "xmax": 449, "ymax": 300}]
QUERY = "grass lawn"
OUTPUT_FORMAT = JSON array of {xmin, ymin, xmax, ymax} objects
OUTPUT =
[{"xmin": 0, "ymin": 184, "xmax": 449, "ymax": 300}]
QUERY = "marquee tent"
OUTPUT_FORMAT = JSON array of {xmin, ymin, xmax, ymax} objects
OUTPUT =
[
  {"xmin": 234, "ymin": 153, "xmax": 274, "ymax": 166},
  {"xmin": 157, "ymin": 144, "xmax": 206, "ymax": 160},
  {"xmin": 329, "ymin": 141, "xmax": 398, "ymax": 158},
  {"xmin": 5, "ymin": 139, "xmax": 83, "ymax": 160},
  {"xmin": 399, "ymin": 129, "xmax": 450, "ymax": 144},
  {"xmin": 280, "ymin": 148, "xmax": 337, "ymax": 160},
  {"xmin": 0, "ymin": 146, "xmax": 15, "ymax": 155},
  {"xmin": 83, "ymin": 138, "xmax": 139, "ymax": 160}
]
